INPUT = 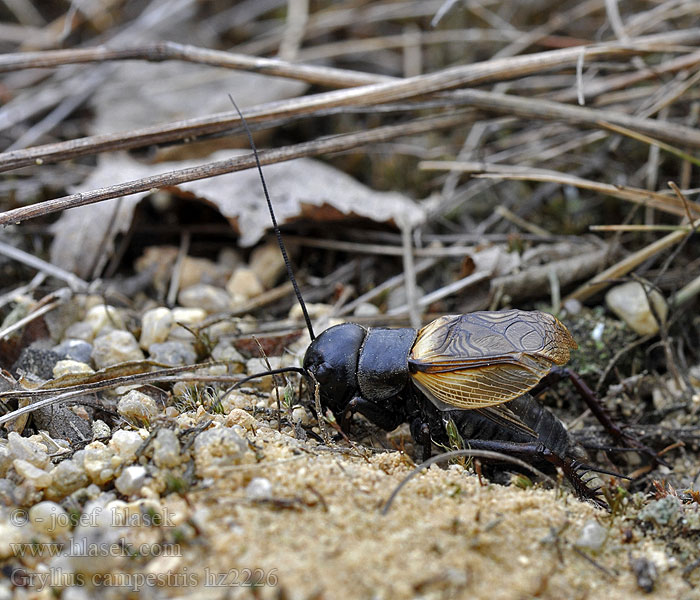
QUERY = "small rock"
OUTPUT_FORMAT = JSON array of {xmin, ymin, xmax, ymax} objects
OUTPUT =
[
  {"xmin": 562, "ymin": 298, "xmax": 583, "ymax": 315},
  {"xmin": 246, "ymin": 356, "xmax": 282, "ymax": 377},
  {"xmin": 53, "ymin": 359, "xmax": 95, "ymax": 378},
  {"xmin": 218, "ymin": 247, "xmax": 242, "ymax": 271},
  {"xmin": 62, "ymin": 320, "xmax": 94, "ymax": 341},
  {"xmin": 153, "ymin": 429, "xmax": 181, "ymax": 468},
  {"xmin": 115, "ymin": 466, "xmax": 147, "ymax": 496},
  {"xmin": 288, "ymin": 302, "xmax": 331, "ymax": 322},
  {"xmin": 46, "ymin": 459, "xmax": 89, "ymax": 500},
  {"xmin": 82, "ymin": 441, "xmax": 116, "ymax": 485},
  {"xmin": 29, "ymin": 501, "xmax": 71, "ymax": 537},
  {"xmin": 52, "ymin": 339, "xmax": 93, "ymax": 363},
  {"xmin": 13, "ymin": 458, "xmax": 52, "ymax": 488},
  {"xmin": 0, "ymin": 521, "xmax": 26, "ymax": 560},
  {"xmin": 180, "ymin": 256, "xmax": 228, "ymax": 288},
  {"xmin": 92, "ymin": 420, "xmax": 111, "ymax": 439},
  {"xmin": 194, "ymin": 427, "xmax": 247, "ymax": 475},
  {"xmin": 7, "ymin": 431, "xmax": 50, "ymax": 469},
  {"xmin": 605, "ymin": 281, "xmax": 668, "ymax": 336},
  {"xmin": 574, "ymin": 520, "xmax": 607, "ymax": 552},
  {"xmin": 226, "ymin": 267, "xmax": 264, "ymax": 303},
  {"xmin": 211, "ymin": 340, "xmax": 245, "ymax": 364},
  {"xmin": 353, "ymin": 302, "xmax": 380, "ymax": 317},
  {"xmin": 91, "ymin": 331, "xmax": 144, "ymax": 368},
  {"xmin": 250, "ymin": 240, "xmax": 286, "ymax": 288},
  {"xmin": 109, "ymin": 430, "xmax": 144, "ymax": 462},
  {"xmin": 140, "ymin": 307, "xmax": 174, "ymax": 349},
  {"xmin": 85, "ymin": 304, "xmax": 125, "ymax": 337},
  {"xmin": 387, "ymin": 285, "xmax": 425, "ymax": 311},
  {"xmin": 148, "ymin": 341, "xmax": 196, "ymax": 366},
  {"xmin": 225, "ymin": 408, "xmax": 259, "ymax": 430},
  {"xmin": 590, "ymin": 322, "xmax": 605, "ymax": 343},
  {"xmin": 179, "ymin": 283, "xmax": 232, "ymax": 314},
  {"xmin": 117, "ymin": 390, "xmax": 159, "ymax": 423},
  {"xmin": 246, "ymin": 477, "xmax": 273, "ymax": 501},
  {"xmin": 291, "ymin": 406, "xmax": 313, "ymax": 426},
  {"xmin": 170, "ymin": 307, "xmax": 207, "ymax": 340}
]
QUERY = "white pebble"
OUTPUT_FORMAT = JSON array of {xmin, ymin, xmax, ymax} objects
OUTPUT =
[
  {"xmin": 53, "ymin": 359, "xmax": 94, "ymax": 378},
  {"xmin": 226, "ymin": 267, "xmax": 264, "ymax": 303},
  {"xmin": 13, "ymin": 459, "xmax": 52, "ymax": 488},
  {"xmin": 117, "ymin": 390, "xmax": 159, "ymax": 423},
  {"xmin": 82, "ymin": 441, "xmax": 116, "ymax": 485},
  {"xmin": 194, "ymin": 427, "xmax": 247, "ymax": 475},
  {"xmin": 291, "ymin": 406, "xmax": 313, "ymax": 425},
  {"xmin": 170, "ymin": 307, "xmax": 207, "ymax": 340},
  {"xmin": 92, "ymin": 330, "xmax": 144, "ymax": 368},
  {"xmin": 153, "ymin": 429, "xmax": 181, "ymax": 468},
  {"xmin": 250, "ymin": 241, "xmax": 286, "ymax": 288},
  {"xmin": 246, "ymin": 477, "xmax": 273, "ymax": 501},
  {"xmin": 353, "ymin": 302, "xmax": 380, "ymax": 317},
  {"xmin": 605, "ymin": 281, "xmax": 668, "ymax": 336},
  {"xmin": 140, "ymin": 307, "xmax": 174, "ymax": 349},
  {"xmin": 575, "ymin": 520, "xmax": 607, "ymax": 552},
  {"xmin": 8, "ymin": 432, "xmax": 50, "ymax": 469},
  {"xmin": 29, "ymin": 501, "xmax": 71, "ymax": 537},
  {"xmin": 85, "ymin": 304, "xmax": 125, "ymax": 337},
  {"xmin": 109, "ymin": 430, "xmax": 144, "ymax": 461},
  {"xmin": 115, "ymin": 465, "xmax": 147, "ymax": 496},
  {"xmin": 92, "ymin": 419, "xmax": 110, "ymax": 439},
  {"xmin": 46, "ymin": 459, "xmax": 89, "ymax": 500},
  {"xmin": 179, "ymin": 284, "xmax": 232, "ymax": 314}
]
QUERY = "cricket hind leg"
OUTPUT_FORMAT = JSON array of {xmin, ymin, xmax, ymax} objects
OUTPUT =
[
  {"xmin": 408, "ymin": 418, "xmax": 606, "ymax": 507},
  {"xmin": 531, "ymin": 366, "xmax": 665, "ymax": 467},
  {"xmin": 458, "ymin": 439, "xmax": 607, "ymax": 508}
]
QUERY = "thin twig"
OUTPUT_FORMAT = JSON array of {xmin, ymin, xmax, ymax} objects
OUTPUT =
[{"xmin": 0, "ymin": 112, "xmax": 470, "ymax": 226}]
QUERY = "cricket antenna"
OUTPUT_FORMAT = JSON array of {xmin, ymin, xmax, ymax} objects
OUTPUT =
[{"xmin": 228, "ymin": 95, "xmax": 315, "ymax": 340}]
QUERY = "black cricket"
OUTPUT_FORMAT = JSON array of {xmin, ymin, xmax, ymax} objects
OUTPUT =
[{"xmin": 229, "ymin": 99, "xmax": 657, "ymax": 503}]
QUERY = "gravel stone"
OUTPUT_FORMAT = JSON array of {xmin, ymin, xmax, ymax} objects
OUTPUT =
[
  {"xmin": 148, "ymin": 341, "xmax": 197, "ymax": 366},
  {"xmin": 82, "ymin": 441, "xmax": 117, "ymax": 485},
  {"xmin": 246, "ymin": 477, "xmax": 273, "ymax": 501},
  {"xmin": 605, "ymin": 281, "xmax": 668, "ymax": 336},
  {"xmin": 85, "ymin": 304, "xmax": 125, "ymax": 337},
  {"xmin": 179, "ymin": 283, "xmax": 232, "ymax": 314},
  {"xmin": 53, "ymin": 359, "xmax": 94, "ymax": 378},
  {"xmin": 115, "ymin": 465, "xmax": 147, "ymax": 496},
  {"xmin": 153, "ymin": 429, "xmax": 181, "ymax": 468},
  {"xmin": 92, "ymin": 419, "xmax": 111, "ymax": 439},
  {"xmin": 109, "ymin": 430, "xmax": 144, "ymax": 462},
  {"xmin": 194, "ymin": 427, "xmax": 247, "ymax": 475},
  {"xmin": 575, "ymin": 520, "xmax": 607, "ymax": 552},
  {"xmin": 13, "ymin": 459, "xmax": 52, "ymax": 488},
  {"xmin": 29, "ymin": 501, "xmax": 71, "ymax": 537},
  {"xmin": 7, "ymin": 431, "xmax": 50, "ymax": 469},
  {"xmin": 52, "ymin": 339, "xmax": 93, "ymax": 363},
  {"xmin": 140, "ymin": 306, "xmax": 174, "ymax": 349},
  {"xmin": 117, "ymin": 390, "xmax": 159, "ymax": 423},
  {"xmin": 250, "ymin": 241, "xmax": 287, "ymax": 288},
  {"xmin": 226, "ymin": 266, "xmax": 264, "ymax": 303},
  {"xmin": 91, "ymin": 330, "xmax": 144, "ymax": 368},
  {"xmin": 45, "ymin": 459, "xmax": 89, "ymax": 500},
  {"xmin": 170, "ymin": 307, "xmax": 207, "ymax": 340}
]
